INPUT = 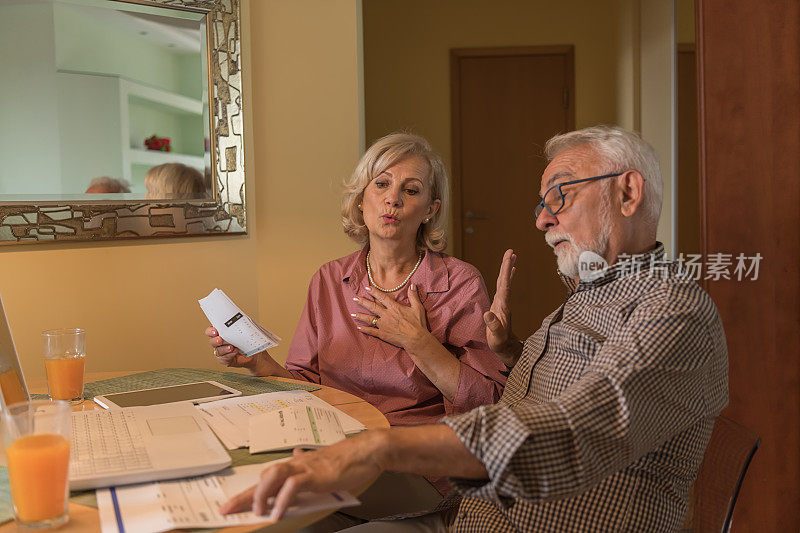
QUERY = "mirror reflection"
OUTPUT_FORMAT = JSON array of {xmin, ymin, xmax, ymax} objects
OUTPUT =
[{"xmin": 0, "ymin": 0, "xmax": 210, "ymax": 200}]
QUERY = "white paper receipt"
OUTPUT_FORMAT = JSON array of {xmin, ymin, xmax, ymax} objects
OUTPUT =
[
  {"xmin": 199, "ymin": 288, "xmax": 281, "ymax": 357},
  {"xmin": 249, "ymin": 404, "xmax": 346, "ymax": 453}
]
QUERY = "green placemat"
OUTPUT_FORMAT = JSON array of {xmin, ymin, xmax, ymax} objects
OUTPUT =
[
  {"xmin": 31, "ymin": 367, "xmax": 320, "ymax": 401},
  {"xmin": 19, "ymin": 368, "xmax": 321, "ymax": 517},
  {"xmin": 83, "ymin": 368, "xmax": 320, "ymax": 397}
]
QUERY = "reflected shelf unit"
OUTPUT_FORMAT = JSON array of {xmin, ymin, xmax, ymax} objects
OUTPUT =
[
  {"xmin": 127, "ymin": 147, "xmax": 204, "ymax": 168},
  {"xmin": 119, "ymin": 78, "xmax": 205, "ymax": 181}
]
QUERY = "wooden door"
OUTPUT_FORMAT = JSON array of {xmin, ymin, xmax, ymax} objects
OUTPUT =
[
  {"xmin": 697, "ymin": 0, "xmax": 800, "ymax": 529},
  {"xmin": 451, "ymin": 46, "xmax": 574, "ymax": 335}
]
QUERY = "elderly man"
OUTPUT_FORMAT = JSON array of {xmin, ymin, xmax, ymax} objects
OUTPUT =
[
  {"xmin": 84, "ymin": 176, "xmax": 131, "ymax": 194},
  {"xmin": 221, "ymin": 126, "xmax": 728, "ymax": 532}
]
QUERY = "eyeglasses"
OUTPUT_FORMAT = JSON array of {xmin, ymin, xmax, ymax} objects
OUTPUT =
[{"xmin": 534, "ymin": 172, "xmax": 624, "ymax": 221}]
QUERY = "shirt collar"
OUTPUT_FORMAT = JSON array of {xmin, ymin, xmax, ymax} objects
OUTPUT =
[
  {"xmin": 560, "ymin": 241, "xmax": 665, "ymax": 295},
  {"xmin": 342, "ymin": 246, "xmax": 369, "ymax": 291},
  {"xmin": 342, "ymin": 246, "xmax": 449, "ymax": 295}
]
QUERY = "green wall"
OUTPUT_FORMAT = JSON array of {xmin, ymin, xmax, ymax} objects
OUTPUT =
[
  {"xmin": 0, "ymin": 3, "xmax": 61, "ymax": 195},
  {"xmin": 56, "ymin": 72, "xmax": 123, "ymax": 194},
  {"xmin": 53, "ymin": 2, "xmax": 197, "ymax": 98}
]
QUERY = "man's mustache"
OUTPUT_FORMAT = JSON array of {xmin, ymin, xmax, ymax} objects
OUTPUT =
[{"xmin": 545, "ymin": 232, "xmax": 572, "ymax": 249}]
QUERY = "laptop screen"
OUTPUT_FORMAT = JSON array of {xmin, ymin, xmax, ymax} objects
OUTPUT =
[{"xmin": 0, "ymin": 295, "xmax": 29, "ymax": 408}]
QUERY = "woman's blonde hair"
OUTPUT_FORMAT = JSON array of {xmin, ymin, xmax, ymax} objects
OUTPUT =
[
  {"xmin": 341, "ymin": 132, "xmax": 448, "ymax": 251},
  {"xmin": 144, "ymin": 163, "xmax": 205, "ymax": 199}
]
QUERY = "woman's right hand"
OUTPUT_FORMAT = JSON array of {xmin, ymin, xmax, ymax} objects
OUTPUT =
[{"xmin": 205, "ymin": 326, "xmax": 255, "ymax": 369}]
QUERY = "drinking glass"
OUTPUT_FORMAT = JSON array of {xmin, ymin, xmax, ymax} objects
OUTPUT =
[
  {"xmin": 2, "ymin": 400, "xmax": 71, "ymax": 529},
  {"xmin": 42, "ymin": 328, "xmax": 86, "ymax": 404}
]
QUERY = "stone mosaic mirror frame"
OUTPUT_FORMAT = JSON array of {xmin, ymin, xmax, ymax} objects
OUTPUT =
[{"xmin": 0, "ymin": 0, "xmax": 246, "ymax": 244}]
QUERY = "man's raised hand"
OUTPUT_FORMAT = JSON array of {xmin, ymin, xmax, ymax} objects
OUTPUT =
[{"xmin": 483, "ymin": 249, "xmax": 523, "ymax": 366}]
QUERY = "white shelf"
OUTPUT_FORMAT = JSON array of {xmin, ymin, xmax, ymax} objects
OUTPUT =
[
  {"xmin": 127, "ymin": 148, "xmax": 205, "ymax": 170},
  {"xmin": 52, "ymin": 70, "xmax": 206, "ymax": 184},
  {"xmin": 121, "ymin": 79, "xmax": 202, "ymax": 116}
]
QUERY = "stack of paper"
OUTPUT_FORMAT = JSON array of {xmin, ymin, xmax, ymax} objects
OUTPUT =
[
  {"xmin": 97, "ymin": 462, "xmax": 359, "ymax": 533},
  {"xmin": 199, "ymin": 288, "xmax": 281, "ymax": 357},
  {"xmin": 249, "ymin": 404, "xmax": 345, "ymax": 453},
  {"xmin": 197, "ymin": 390, "xmax": 366, "ymax": 452}
]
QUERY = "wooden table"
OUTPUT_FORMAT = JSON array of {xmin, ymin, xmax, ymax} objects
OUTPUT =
[{"xmin": 4, "ymin": 371, "xmax": 389, "ymax": 533}]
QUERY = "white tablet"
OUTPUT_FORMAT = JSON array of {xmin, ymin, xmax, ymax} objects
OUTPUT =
[{"xmin": 93, "ymin": 381, "xmax": 242, "ymax": 409}]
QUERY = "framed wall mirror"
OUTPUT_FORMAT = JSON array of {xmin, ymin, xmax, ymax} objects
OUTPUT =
[{"xmin": 0, "ymin": 0, "xmax": 245, "ymax": 243}]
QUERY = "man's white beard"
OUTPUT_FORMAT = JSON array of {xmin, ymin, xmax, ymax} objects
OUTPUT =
[{"xmin": 545, "ymin": 203, "xmax": 613, "ymax": 279}]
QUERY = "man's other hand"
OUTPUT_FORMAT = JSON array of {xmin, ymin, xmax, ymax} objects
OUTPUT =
[{"xmin": 219, "ymin": 431, "xmax": 386, "ymax": 520}]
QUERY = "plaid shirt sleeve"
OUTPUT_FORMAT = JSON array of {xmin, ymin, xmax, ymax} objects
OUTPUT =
[{"xmin": 442, "ymin": 282, "xmax": 728, "ymax": 504}]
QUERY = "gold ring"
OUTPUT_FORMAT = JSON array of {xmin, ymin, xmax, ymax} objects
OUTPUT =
[{"xmin": 371, "ymin": 317, "xmax": 379, "ymax": 327}]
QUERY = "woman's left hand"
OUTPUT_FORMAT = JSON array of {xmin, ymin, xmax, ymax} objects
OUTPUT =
[{"xmin": 351, "ymin": 284, "xmax": 433, "ymax": 353}]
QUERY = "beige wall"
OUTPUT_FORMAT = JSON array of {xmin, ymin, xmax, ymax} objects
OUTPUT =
[
  {"xmin": 364, "ymin": 0, "xmax": 637, "ymax": 166},
  {"xmin": 0, "ymin": 0, "xmax": 363, "ymax": 381},
  {"xmin": 0, "ymin": 220, "xmax": 260, "ymax": 382},
  {"xmin": 250, "ymin": 0, "xmax": 362, "ymax": 365}
]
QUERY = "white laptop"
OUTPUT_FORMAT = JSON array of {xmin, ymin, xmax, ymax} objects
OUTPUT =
[
  {"xmin": 0, "ymin": 294, "xmax": 231, "ymax": 491},
  {"xmin": 69, "ymin": 402, "xmax": 231, "ymax": 490}
]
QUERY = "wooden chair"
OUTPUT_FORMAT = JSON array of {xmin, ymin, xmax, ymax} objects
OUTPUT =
[{"xmin": 688, "ymin": 416, "xmax": 760, "ymax": 532}]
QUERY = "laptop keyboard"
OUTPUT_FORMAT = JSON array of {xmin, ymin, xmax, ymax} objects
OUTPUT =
[{"xmin": 70, "ymin": 409, "xmax": 153, "ymax": 478}]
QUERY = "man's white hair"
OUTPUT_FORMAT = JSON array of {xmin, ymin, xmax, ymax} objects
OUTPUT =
[{"xmin": 544, "ymin": 125, "xmax": 662, "ymax": 227}]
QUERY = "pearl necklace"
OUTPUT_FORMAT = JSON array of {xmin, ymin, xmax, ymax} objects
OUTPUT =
[{"xmin": 366, "ymin": 250, "xmax": 424, "ymax": 292}]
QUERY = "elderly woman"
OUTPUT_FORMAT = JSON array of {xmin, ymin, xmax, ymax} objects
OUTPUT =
[{"xmin": 206, "ymin": 133, "xmax": 505, "ymax": 427}]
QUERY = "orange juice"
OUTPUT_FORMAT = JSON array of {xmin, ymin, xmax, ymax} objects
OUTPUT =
[
  {"xmin": 45, "ymin": 355, "xmax": 85, "ymax": 400},
  {"xmin": 0, "ymin": 369, "xmax": 26, "ymax": 405},
  {"xmin": 6, "ymin": 433, "xmax": 70, "ymax": 523}
]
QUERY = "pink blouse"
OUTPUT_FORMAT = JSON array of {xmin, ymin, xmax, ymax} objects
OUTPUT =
[{"xmin": 285, "ymin": 247, "xmax": 507, "ymax": 426}]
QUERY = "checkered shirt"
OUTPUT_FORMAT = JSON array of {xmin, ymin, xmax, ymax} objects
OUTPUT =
[{"xmin": 442, "ymin": 243, "xmax": 729, "ymax": 532}]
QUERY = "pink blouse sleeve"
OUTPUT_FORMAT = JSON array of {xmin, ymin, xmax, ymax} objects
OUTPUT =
[
  {"xmin": 442, "ymin": 274, "xmax": 507, "ymax": 415},
  {"xmin": 284, "ymin": 272, "xmax": 322, "ymax": 384}
]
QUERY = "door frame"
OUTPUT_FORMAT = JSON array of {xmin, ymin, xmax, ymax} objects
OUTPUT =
[{"xmin": 449, "ymin": 45, "xmax": 575, "ymax": 257}]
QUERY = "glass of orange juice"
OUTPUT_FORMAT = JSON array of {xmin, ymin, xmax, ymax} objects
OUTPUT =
[
  {"xmin": 42, "ymin": 328, "xmax": 86, "ymax": 404},
  {"xmin": 2, "ymin": 400, "xmax": 71, "ymax": 529}
]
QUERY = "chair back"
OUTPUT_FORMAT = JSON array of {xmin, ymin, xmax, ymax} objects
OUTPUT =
[{"xmin": 691, "ymin": 415, "xmax": 760, "ymax": 532}]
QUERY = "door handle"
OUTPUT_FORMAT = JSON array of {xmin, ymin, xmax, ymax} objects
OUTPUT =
[{"xmin": 464, "ymin": 211, "xmax": 489, "ymax": 220}]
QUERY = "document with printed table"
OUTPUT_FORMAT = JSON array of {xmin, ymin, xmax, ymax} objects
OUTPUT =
[
  {"xmin": 197, "ymin": 390, "xmax": 366, "ymax": 450},
  {"xmin": 199, "ymin": 288, "xmax": 281, "ymax": 357},
  {"xmin": 96, "ymin": 462, "xmax": 360, "ymax": 533},
  {"xmin": 249, "ymin": 404, "xmax": 345, "ymax": 453}
]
